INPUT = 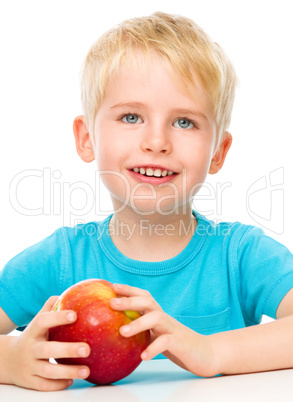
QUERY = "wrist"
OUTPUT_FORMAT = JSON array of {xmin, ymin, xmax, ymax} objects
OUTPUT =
[
  {"xmin": 201, "ymin": 334, "xmax": 222, "ymax": 377},
  {"xmin": 0, "ymin": 335, "xmax": 18, "ymax": 385},
  {"xmin": 187, "ymin": 332, "xmax": 221, "ymax": 378}
]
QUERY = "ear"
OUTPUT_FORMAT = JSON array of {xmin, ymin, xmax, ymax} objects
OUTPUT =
[
  {"xmin": 73, "ymin": 115, "xmax": 95, "ymax": 163},
  {"xmin": 209, "ymin": 132, "xmax": 232, "ymax": 174}
]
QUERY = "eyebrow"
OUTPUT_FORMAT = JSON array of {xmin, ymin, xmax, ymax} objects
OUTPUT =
[
  {"xmin": 171, "ymin": 108, "xmax": 207, "ymax": 120},
  {"xmin": 110, "ymin": 102, "xmax": 147, "ymax": 110},
  {"xmin": 110, "ymin": 102, "xmax": 207, "ymax": 120}
]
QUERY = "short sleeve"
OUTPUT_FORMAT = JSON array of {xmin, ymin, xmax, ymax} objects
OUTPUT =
[
  {"xmin": 0, "ymin": 229, "xmax": 67, "ymax": 326},
  {"xmin": 238, "ymin": 226, "xmax": 293, "ymax": 324}
]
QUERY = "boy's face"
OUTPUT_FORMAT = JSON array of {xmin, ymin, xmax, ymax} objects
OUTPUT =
[{"xmin": 82, "ymin": 53, "xmax": 230, "ymax": 216}]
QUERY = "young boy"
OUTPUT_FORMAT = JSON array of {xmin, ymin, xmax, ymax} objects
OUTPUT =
[{"xmin": 1, "ymin": 11, "xmax": 293, "ymax": 392}]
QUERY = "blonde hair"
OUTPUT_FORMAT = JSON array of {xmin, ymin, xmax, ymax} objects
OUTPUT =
[{"xmin": 80, "ymin": 11, "xmax": 238, "ymax": 149}]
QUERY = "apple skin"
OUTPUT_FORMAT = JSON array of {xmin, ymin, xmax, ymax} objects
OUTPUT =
[{"xmin": 48, "ymin": 279, "xmax": 150, "ymax": 385}]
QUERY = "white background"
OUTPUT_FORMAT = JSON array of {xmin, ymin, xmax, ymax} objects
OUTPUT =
[{"xmin": 0, "ymin": 0, "xmax": 292, "ymax": 273}]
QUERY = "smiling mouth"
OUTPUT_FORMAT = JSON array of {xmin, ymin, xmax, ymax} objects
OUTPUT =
[{"xmin": 131, "ymin": 167, "xmax": 176, "ymax": 178}]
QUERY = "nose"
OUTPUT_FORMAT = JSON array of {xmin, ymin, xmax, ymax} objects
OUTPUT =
[{"xmin": 140, "ymin": 126, "xmax": 172, "ymax": 154}]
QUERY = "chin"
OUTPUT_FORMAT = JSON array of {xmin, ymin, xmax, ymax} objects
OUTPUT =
[{"xmin": 131, "ymin": 201, "xmax": 183, "ymax": 216}]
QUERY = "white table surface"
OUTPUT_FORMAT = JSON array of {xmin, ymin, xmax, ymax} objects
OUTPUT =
[{"xmin": 1, "ymin": 359, "xmax": 293, "ymax": 401}]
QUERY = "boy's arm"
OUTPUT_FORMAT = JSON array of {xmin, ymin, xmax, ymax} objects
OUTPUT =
[
  {"xmin": 211, "ymin": 287, "xmax": 293, "ymax": 375},
  {"xmin": 111, "ymin": 284, "xmax": 293, "ymax": 377},
  {"xmin": 0, "ymin": 307, "xmax": 17, "ymax": 335},
  {"xmin": 0, "ymin": 307, "xmax": 18, "ymax": 384},
  {"xmin": 210, "ymin": 314, "xmax": 293, "ymax": 375},
  {"xmin": 275, "ymin": 287, "xmax": 293, "ymax": 319}
]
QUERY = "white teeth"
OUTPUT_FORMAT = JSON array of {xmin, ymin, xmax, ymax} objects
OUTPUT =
[
  {"xmin": 146, "ymin": 168, "xmax": 154, "ymax": 176},
  {"xmin": 133, "ymin": 167, "xmax": 174, "ymax": 177}
]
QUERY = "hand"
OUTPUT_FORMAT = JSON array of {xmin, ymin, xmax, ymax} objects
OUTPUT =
[
  {"xmin": 7, "ymin": 296, "xmax": 91, "ymax": 391},
  {"xmin": 110, "ymin": 284, "xmax": 218, "ymax": 378}
]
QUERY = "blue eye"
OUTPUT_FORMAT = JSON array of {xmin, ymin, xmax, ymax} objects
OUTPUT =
[
  {"xmin": 122, "ymin": 114, "xmax": 142, "ymax": 124},
  {"xmin": 173, "ymin": 118, "xmax": 194, "ymax": 129}
]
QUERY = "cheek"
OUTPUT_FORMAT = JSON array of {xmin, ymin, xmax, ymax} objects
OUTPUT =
[
  {"xmin": 94, "ymin": 136, "xmax": 120, "ymax": 171},
  {"xmin": 183, "ymin": 144, "xmax": 214, "ymax": 194},
  {"xmin": 100, "ymin": 173, "xmax": 129, "ymax": 201},
  {"xmin": 186, "ymin": 142, "xmax": 213, "ymax": 168}
]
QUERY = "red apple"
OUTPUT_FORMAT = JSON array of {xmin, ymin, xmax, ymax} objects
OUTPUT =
[{"xmin": 48, "ymin": 279, "xmax": 150, "ymax": 385}]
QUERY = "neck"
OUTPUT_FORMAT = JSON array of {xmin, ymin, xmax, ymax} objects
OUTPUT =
[{"xmin": 108, "ymin": 204, "xmax": 197, "ymax": 262}]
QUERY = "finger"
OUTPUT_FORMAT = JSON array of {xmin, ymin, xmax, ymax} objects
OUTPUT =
[
  {"xmin": 141, "ymin": 333, "xmax": 203, "ymax": 371},
  {"xmin": 31, "ymin": 377, "xmax": 74, "ymax": 392},
  {"xmin": 113, "ymin": 283, "xmax": 151, "ymax": 297},
  {"xmin": 141, "ymin": 334, "xmax": 173, "ymax": 361},
  {"xmin": 32, "ymin": 341, "xmax": 90, "ymax": 360},
  {"xmin": 28, "ymin": 310, "xmax": 77, "ymax": 338},
  {"xmin": 110, "ymin": 295, "xmax": 161, "ymax": 314},
  {"xmin": 119, "ymin": 310, "xmax": 174, "ymax": 337},
  {"xmin": 36, "ymin": 360, "xmax": 90, "ymax": 381},
  {"xmin": 38, "ymin": 296, "xmax": 60, "ymax": 313}
]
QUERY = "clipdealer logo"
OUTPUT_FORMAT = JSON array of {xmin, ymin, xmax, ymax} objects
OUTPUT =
[
  {"xmin": 246, "ymin": 167, "xmax": 284, "ymax": 234},
  {"xmin": 8, "ymin": 167, "xmax": 285, "ymax": 234},
  {"xmin": 8, "ymin": 168, "xmax": 231, "ymax": 220}
]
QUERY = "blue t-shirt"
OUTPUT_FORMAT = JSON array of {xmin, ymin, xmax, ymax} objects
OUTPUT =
[{"xmin": 1, "ymin": 211, "xmax": 293, "ymax": 337}]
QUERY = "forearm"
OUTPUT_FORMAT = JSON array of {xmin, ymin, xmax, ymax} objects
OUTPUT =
[
  {"xmin": 0, "ymin": 335, "xmax": 16, "ymax": 384},
  {"xmin": 209, "ymin": 315, "xmax": 293, "ymax": 375}
]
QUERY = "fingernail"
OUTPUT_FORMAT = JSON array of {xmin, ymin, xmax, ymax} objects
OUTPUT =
[
  {"xmin": 78, "ymin": 347, "xmax": 88, "ymax": 357},
  {"xmin": 112, "ymin": 298, "xmax": 121, "ymax": 305},
  {"xmin": 79, "ymin": 368, "xmax": 89, "ymax": 378},
  {"xmin": 141, "ymin": 351, "xmax": 147, "ymax": 360},
  {"xmin": 122, "ymin": 325, "xmax": 130, "ymax": 333},
  {"xmin": 67, "ymin": 312, "xmax": 76, "ymax": 322},
  {"xmin": 114, "ymin": 284, "xmax": 122, "ymax": 290}
]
